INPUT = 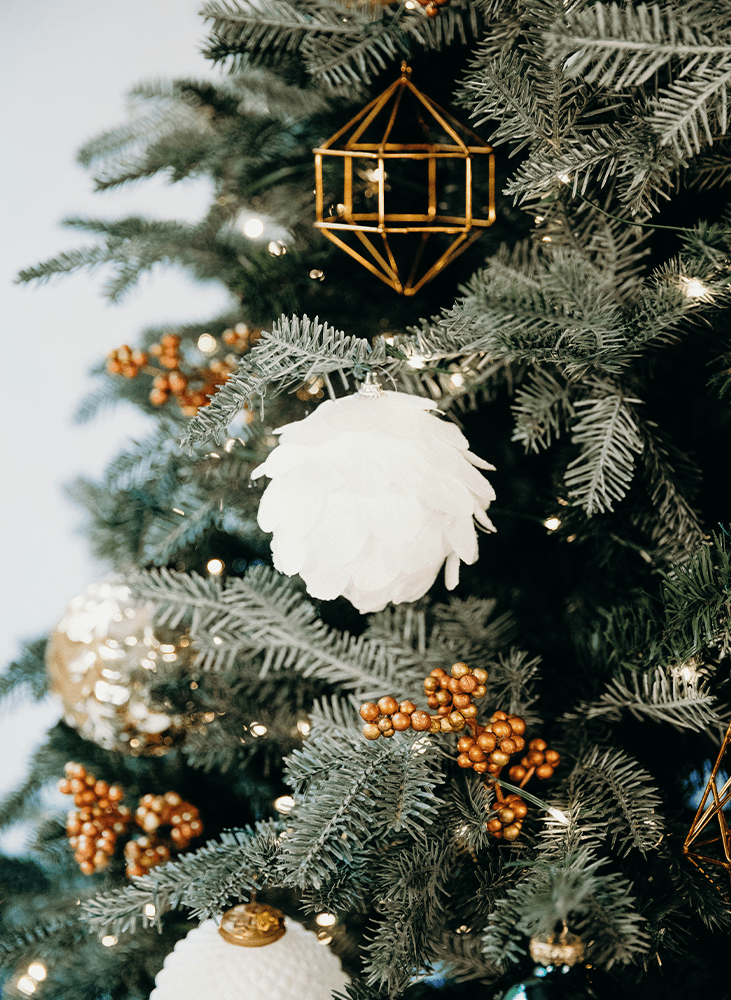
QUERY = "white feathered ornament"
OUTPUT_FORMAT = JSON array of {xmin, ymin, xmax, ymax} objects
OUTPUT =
[{"xmin": 251, "ymin": 375, "xmax": 496, "ymax": 613}]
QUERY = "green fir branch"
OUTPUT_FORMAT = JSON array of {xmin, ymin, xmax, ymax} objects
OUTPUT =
[
  {"xmin": 511, "ymin": 366, "xmax": 575, "ymax": 453},
  {"xmin": 281, "ymin": 730, "xmax": 443, "ymax": 888},
  {"xmin": 130, "ymin": 565, "xmax": 424, "ymax": 697},
  {"xmin": 483, "ymin": 846, "xmax": 650, "ymax": 968},
  {"xmin": 81, "ymin": 823, "xmax": 283, "ymax": 934},
  {"xmin": 566, "ymin": 664, "xmax": 721, "ymax": 730},
  {"xmin": 571, "ymin": 746, "xmax": 663, "ymax": 857},
  {"xmin": 183, "ymin": 314, "xmax": 388, "ymax": 445},
  {"xmin": 362, "ymin": 835, "xmax": 455, "ymax": 992},
  {"xmin": 547, "ymin": 3, "xmax": 731, "ymax": 89},
  {"xmin": 651, "ymin": 64, "xmax": 731, "ymax": 155},
  {"xmin": 564, "ymin": 382, "xmax": 644, "ymax": 515}
]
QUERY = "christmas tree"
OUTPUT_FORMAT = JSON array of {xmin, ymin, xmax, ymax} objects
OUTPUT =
[{"xmin": 3, "ymin": 1, "xmax": 731, "ymax": 998}]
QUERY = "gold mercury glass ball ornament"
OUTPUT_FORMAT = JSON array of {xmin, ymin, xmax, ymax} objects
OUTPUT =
[
  {"xmin": 45, "ymin": 579, "xmax": 191, "ymax": 754},
  {"xmin": 149, "ymin": 903, "xmax": 350, "ymax": 1000},
  {"xmin": 529, "ymin": 924, "xmax": 585, "ymax": 967}
]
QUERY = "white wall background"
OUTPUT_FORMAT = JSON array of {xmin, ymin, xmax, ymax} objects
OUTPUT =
[{"xmin": 0, "ymin": 1, "xmax": 233, "ymax": 804}]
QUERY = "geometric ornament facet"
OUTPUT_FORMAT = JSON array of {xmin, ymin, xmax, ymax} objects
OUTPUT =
[
  {"xmin": 683, "ymin": 722, "xmax": 731, "ymax": 898},
  {"xmin": 314, "ymin": 63, "xmax": 495, "ymax": 295}
]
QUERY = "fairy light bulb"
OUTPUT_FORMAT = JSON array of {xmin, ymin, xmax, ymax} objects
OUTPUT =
[
  {"xmin": 243, "ymin": 218, "xmax": 265, "ymax": 239},
  {"xmin": 680, "ymin": 276, "xmax": 710, "ymax": 300},
  {"xmin": 197, "ymin": 333, "xmax": 217, "ymax": 353}
]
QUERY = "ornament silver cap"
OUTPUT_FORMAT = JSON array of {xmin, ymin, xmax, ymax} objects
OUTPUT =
[{"xmin": 357, "ymin": 372, "xmax": 385, "ymax": 398}]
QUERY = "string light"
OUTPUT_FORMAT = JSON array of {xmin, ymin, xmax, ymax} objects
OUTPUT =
[
  {"xmin": 242, "ymin": 217, "xmax": 265, "ymax": 239},
  {"xmin": 17, "ymin": 977, "xmax": 36, "ymax": 995},
  {"xmin": 297, "ymin": 720, "xmax": 311, "ymax": 735},
  {"xmin": 27, "ymin": 964, "xmax": 46, "ymax": 982},
  {"xmin": 268, "ymin": 240, "xmax": 287, "ymax": 256},
  {"xmin": 197, "ymin": 333, "xmax": 217, "ymax": 353},
  {"xmin": 450, "ymin": 372, "xmax": 465, "ymax": 387},
  {"xmin": 101, "ymin": 935, "xmax": 118, "ymax": 947},
  {"xmin": 274, "ymin": 795, "xmax": 295, "ymax": 813},
  {"xmin": 144, "ymin": 903, "xmax": 157, "ymax": 917},
  {"xmin": 315, "ymin": 913, "xmax": 337, "ymax": 927},
  {"xmin": 547, "ymin": 807, "xmax": 570, "ymax": 825},
  {"xmin": 251, "ymin": 723, "xmax": 268, "ymax": 737},
  {"xmin": 406, "ymin": 353, "xmax": 427, "ymax": 369},
  {"xmin": 557, "ymin": 172, "xmax": 570, "ymax": 184},
  {"xmin": 679, "ymin": 276, "xmax": 711, "ymax": 301},
  {"xmin": 309, "ymin": 269, "xmax": 325, "ymax": 280},
  {"xmin": 207, "ymin": 559, "xmax": 224, "ymax": 576},
  {"xmin": 544, "ymin": 517, "xmax": 561, "ymax": 531}
]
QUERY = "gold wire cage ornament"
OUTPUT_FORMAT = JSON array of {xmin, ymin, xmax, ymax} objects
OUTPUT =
[
  {"xmin": 313, "ymin": 63, "xmax": 495, "ymax": 296},
  {"xmin": 683, "ymin": 722, "xmax": 731, "ymax": 896}
]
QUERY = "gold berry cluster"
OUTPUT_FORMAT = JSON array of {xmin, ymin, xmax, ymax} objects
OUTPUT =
[
  {"xmin": 59, "ymin": 763, "xmax": 203, "ymax": 878},
  {"xmin": 455, "ymin": 710, "xmax": 527, "ymax": 775},
  {"xmin": 360, "ymin": 662, "xmax": 560, "ymax": 843},
  {"xmin": 105, "ymin": 324, "xmax": 261, "ymax": 417},
  {"xmin": 125, "ymin": 792, "xmax": 203, "ymax": 876},
  {"xmin": 106, "ymin": 345, "xmax": 149, "ymax": 379},
  {"xmin": 486, "ymin": 793, "xmax": 528, "ymax": 842},
  {"xmin": 360, "ymin": 662, "xmax": 486, "ymax": 739},
  {"xmin": 413, "ymin": 0, "xmax": 450, "ymax": 17},
  {"xmin": 60, "ymin": 763, "xmax": 131, "ymax": 875}
]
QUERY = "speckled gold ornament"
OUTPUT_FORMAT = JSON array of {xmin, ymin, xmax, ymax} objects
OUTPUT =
[
  {"xmin": 46, "ymin": 580, "xmax": 191, "ymax": 754},
  {"xmin": 529, "ymin": 924, "xmax": 585, "ymax": 967}
]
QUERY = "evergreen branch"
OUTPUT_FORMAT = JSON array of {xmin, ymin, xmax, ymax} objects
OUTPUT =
[
  {"xmin": 281, "ymin": 731, "xmax": 443, "ymax": 888},
  {"xmin": 503, "ymin": 124, "xmax": 638, "ymax": 204},
  {"xmin": 571, "ymin": 746, "xmax": 663, "ymax": 857},
  {"xmin": 0, "ymin": 917, "xmax": 86, "ymax": 970},
  {"xmin": 511, "ymin": 366, "xmax": 575, "ymax": 453},
  {"xmin": 566, "ymin": 664, "xmax": 721, "ymax": 730},
  {"xmin": 461, "ymin": 51, "xmax": 550, "ymax": 151},
  {"xmin": 302, "ymin": 21, "xmax": 403, "ymax": 90},
  {"xmin": 0, "ymin": 638, "xmax": 49, "ymax": 706},
  {"xmin": 182, "ymin": 314, "xmax": 388, "ymax": 445},
  {"xmin": 660, "ymin": 533, "xmax": 731, "ymax": 655},
  {"xmin": 634, "ymin": 422, "xmax": 705, "ymax": 565},
  {"xmin": 651, "ymin": 63, "xmax": 731, "ymax": 155},
  {"xmin": 448, "ymin": 776, "xmax": 494, "ymax": 856},
  {"xmin": 81, "ymin": 823, "xmax": 283, "ymax": 934},
  {"xmin": 201, "ymin": 0, "xmax": 371, "ymax": 67},
  {"xmin": 130, "ymin": 566, "xmax": 424, "ymax": 698},
  {"xmin": 564, "ymin": 383, "xmax": 644, "ymax": 515},
  {"xmin": 547, "ymin": 3, "xmax": 731, "ymax": 88},
  {"xmin": 363, "ymin": 835, "xmax": 455, "ymax": 992},
  {"xmin": 141, "ymin": 493, "xmax": 223, "ymax": 566},
  {"xmin": 483, "ymin": 846, "xmax": 649, "ymax": 968},
  {"xmin": 487, "ymin": 648, "xmax": 543, "ymax": 721},
  {"xmin": 427, "ymin": 250, "xmax": 627, "ymax": 370}
]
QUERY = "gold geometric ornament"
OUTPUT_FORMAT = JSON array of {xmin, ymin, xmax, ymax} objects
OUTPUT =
[
  {"xmin": 683, "ymin": 722, "xmax": 731, "ymax": 896},
  {"xmin": 314, "ymin": 63, "xmax": 495, "ymax": 296}
]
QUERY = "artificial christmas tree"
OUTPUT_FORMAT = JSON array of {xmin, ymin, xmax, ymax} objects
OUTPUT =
[{"xmin": 3, "ymin": 1, "xmax": 731, "ymax": 998}]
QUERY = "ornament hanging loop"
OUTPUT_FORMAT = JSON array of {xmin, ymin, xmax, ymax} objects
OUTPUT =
[{"xmin": 357, "ymin": 371, "xmax": 386, "ymax": 397}]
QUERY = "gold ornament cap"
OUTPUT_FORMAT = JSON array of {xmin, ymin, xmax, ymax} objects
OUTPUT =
[
  {"xmin": 529, "ymin": 924, "xmax": 585, "ymax": 967},
  {"xmin": 218, "ymin": 903, "xmax": 287, "ymax": 947}
]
